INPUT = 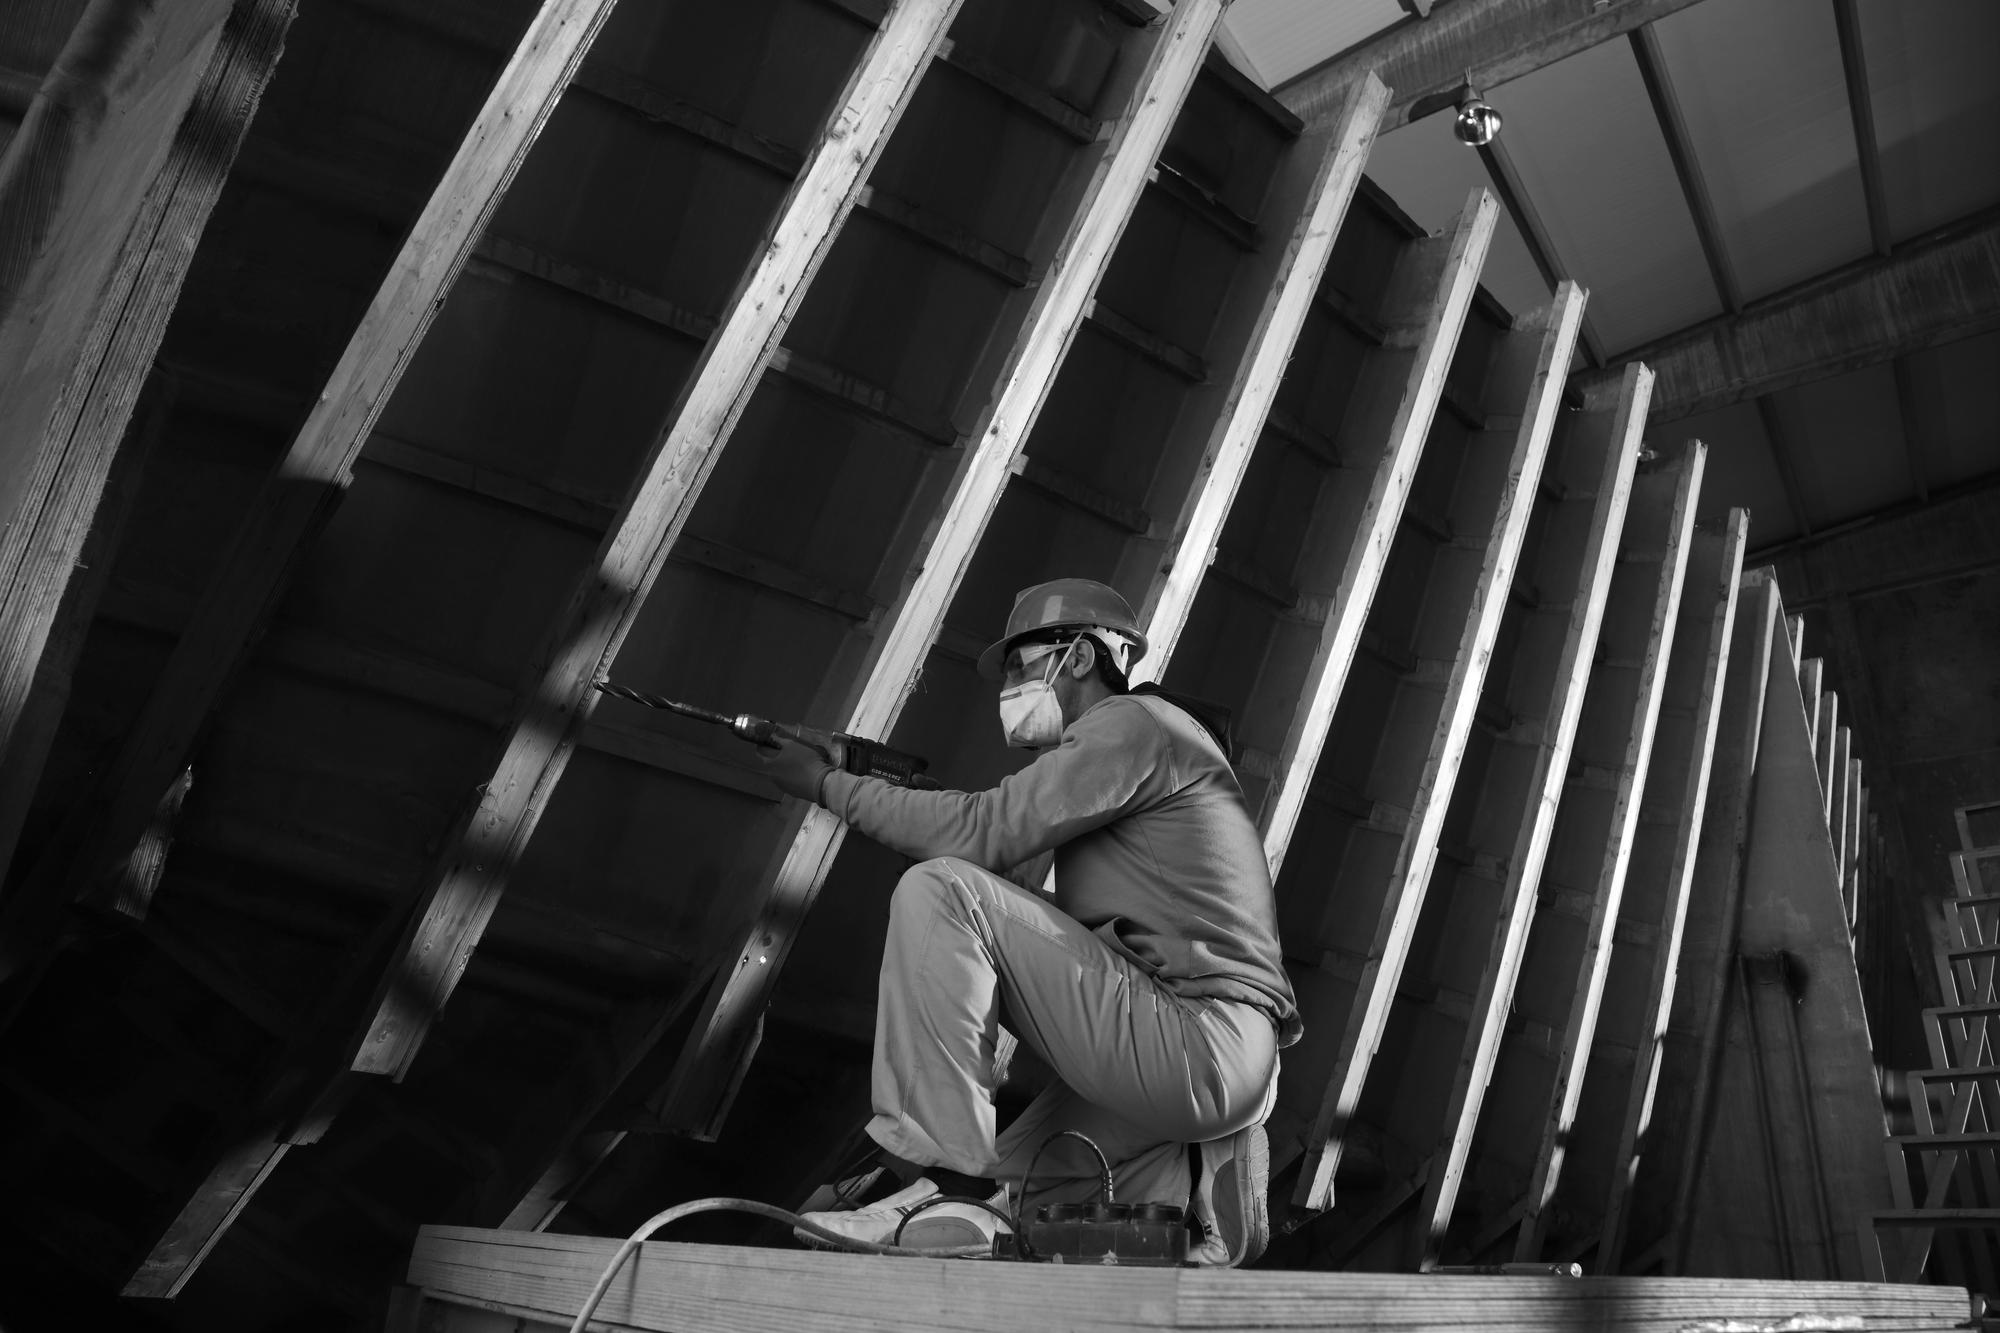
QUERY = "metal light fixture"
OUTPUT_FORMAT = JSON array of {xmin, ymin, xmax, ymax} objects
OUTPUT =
[{"xmin": 1453, "ymin": 89, "xmax": 1502, "ymax": 147}]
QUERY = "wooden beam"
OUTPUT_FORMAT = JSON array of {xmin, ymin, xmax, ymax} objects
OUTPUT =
[
  {"xmin": 1589, "ymin": 510, "xmax": 1750, "ymax": 1271},
  {"xmin": 349, "ymin": 0, "xmax": 964, "ymax": 1080},
  {"xmin": 0, "ymin": 0, "xmax": 284, "ymax": 881},
  {"xmin": 1289, "ymin": 273, "xmax": 1581, "ymax": 1215},
  {"xmin": 1613, "ymin": 569, "xmax": 1779, "ymax": 1272},
  {"xmin": 1628, "ymin": 23, "xmax": 1741, "ymax": 311},
  {"xmin": 1130, "ymin": 73, "xmax": 1390, "ymax": 674},
  {"xmin": 405, "ymin": 1226, "xmax": 1977, "ymax": 1331},
  {"xmin": 1829, "ymin": 0, "xmax": 1890, "ymax": 257},
  {"xmin": 1815, "ymin": 690, "xmax": 1839, "ymax": 825},
  {"xmin": 1574, "ymin": 207, "xmax": 2000, "ymax": 422},
  {"xmin": 1277, "ymin": 0, "xmax": 1710, "ymax": 131},
  {"xmin": 1507, "ymin": 444, "xmax": 1705, "ymax": 1262},
  {"xmin": 1257, "ymin": 189, "xmax": 1498, "ymax": 879},
  {"xmin": 0, "ymin": 0, "xmax": 624, "ymax": 980},
  {"xmin": 653, "ymin": 0, "xmax": 1230, "ymax": 1140},
  {"xmin": 1409, "ymin": 360, "xmax": 1649, "ymax": 1266},
  {"xmin": 1798, "ymin": 656, "xmax": 1823, "ymax": 745}
]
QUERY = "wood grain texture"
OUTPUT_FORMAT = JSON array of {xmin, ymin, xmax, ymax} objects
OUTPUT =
[
  {"xmin": 1593, "ymin": 510, "xmax": 1750, "ymax": 1272},
  {"xmin": 1507, "ymin": 444, "xmax": 1706, "ymax": 1263},
  {"xmin": 351, "ymin": 0, "xmax": 966, "ymax": 1080},
  {"xmin": 1259, "ymin": 189, "xmax": 1498, "ymax": 878},
  {"xmin": 1131, "ymin": 73, "xmax": 1388, "ymax": 675},
  {"xmin": 1289, "ymin": 272, "xmax": 1579, "ymax": 1214},
  {"xmin": 406, "ymin": 1225, "xmax": 1974, "ymax": 1332},
  {"xmin": 656, "ymin": 0, "xmax": 1228, "ymax": 1140},
  {"xmin": 1410, "ymin": 354, "xmax": 1647, "ymax": 1266}
]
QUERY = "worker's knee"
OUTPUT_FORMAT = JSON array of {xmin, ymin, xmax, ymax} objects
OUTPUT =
[{"xmin": 890, "ymin": 857, "xmax": 982, "ymax": 920}]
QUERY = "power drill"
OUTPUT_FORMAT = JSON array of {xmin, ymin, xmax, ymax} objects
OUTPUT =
[{"xmin": 593, "ymin": 681, "xmax": 940, "ymax": 789}]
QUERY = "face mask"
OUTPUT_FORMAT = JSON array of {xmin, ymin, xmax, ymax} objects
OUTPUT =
[{"xmin": 997, "ymin": 639, "xmax": 1078, "ymax": 749}]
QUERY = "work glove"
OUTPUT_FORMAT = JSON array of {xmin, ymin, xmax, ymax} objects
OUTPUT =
[{"xmin": 757, "ymin": 733, "xmax": 835, "ymax": 805}]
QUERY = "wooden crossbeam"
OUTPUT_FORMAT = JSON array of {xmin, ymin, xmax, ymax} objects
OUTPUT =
[
  {"xmin": 1407, "ymin": 359, "xmax": 1649, "ymax": 1267},
  {"xmin": 350, "ymin": 0, "xmax": 964, "ymax": 1081},
  {"xmin": 1506, "ymin": 444, "xmax": 1706, "ymax": 1263},
  {"xmin": 0, "ymin": 0, "xmax": 625, "ymax": 982},
  {"xmin": 652, "ymin": 0, "xmax": 1230, "ymax": 1141},
  {"xmin": 1129, "ymin": 73, "xmax": 1389, "ymax": 675},
  {"xmin": 1815, "ymin": 690, "xmax": 1839, "ymax": 826},
  {"xmin": 1289, "ymin": 265, "xmax": 1579, "ymax": 1215},
  {"xmin": 1590, "ymin": 510, "xmax": 1750, "ymax": 1272},
  {"xmin": 1256, "ymin": 189, "xmax": 1498, "ymax": 878},
  {"xmin": 0, "ymin": 0, "xmax": 283, "ymax": 884},
  {"xmin": 1573, "ymin": 206, "xmax": 2000, "ymax": 422},
  {"xmin": 1277, "ymin": 0, "xmax": 1709, "ymax": 131}
]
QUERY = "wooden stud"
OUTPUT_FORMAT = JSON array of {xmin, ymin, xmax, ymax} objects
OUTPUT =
[
  {"xmin": 349, "ymin": 0, "xmax": 966, "ymax": 1081},
  {"xmin": 1, "ymin": 0, "xmax": 627, "ymax": 967},
  {"xmin": 1259, "ymin": 188, "xmax": 1499, "ymax": 879},
  {"xmin": 1831, "ymin": 729, "xmax": 1853, "ymax": 905},
  {"xmin": 1798, "ymin": 657, "xmax": 1823, "ymax": 747},
  {"xmin": 1506, "ymin": 444, "xmax": 1706, "ymax": 1263},
  {"xmin": 1784, "ymin": 614, "xmax": 1803, "ymax": 670},
  {"xmin": 1591, "ymin": 510, "xmax": 1751, "ymax": 1272},
  {"xmin": 653, "ymin": 0, "xmax": 1231, "ymax": 1140},
  {"xmin": 1815, "ymin": 690, "xmax": 1839, "ymax": 827},
  {"xmin": 1130, "ymin": 73, "xmax": 1390, "ymax": 674},
  {"xmin": 1408, "ymin": 361, "xmax": 1651, "ymax": 1265},
  {"xmin": 1289, "ymin": 268, "xmax": 1580, "ymax": 1214},
  {"xmin": 0, "ymin": 0, "xmax": 292, "ymax": 885},
  {"xmin": 1573, "ymin": 207, "xmax": 2000, "ymax": 422}
]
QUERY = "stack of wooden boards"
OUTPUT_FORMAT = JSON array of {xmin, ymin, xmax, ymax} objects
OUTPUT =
[{"xmin": 396, "ymin": 1227, "xmax": 1980, "ymax": 1332}]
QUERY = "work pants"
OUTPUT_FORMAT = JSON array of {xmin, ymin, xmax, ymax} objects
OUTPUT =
[{"xmin": 867, "ymin": 856, "xmax": 1277, "ymax": 1207}]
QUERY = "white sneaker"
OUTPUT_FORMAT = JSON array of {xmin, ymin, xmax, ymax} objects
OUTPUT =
[
  {"xmin": 1188, "ymin": 1123, "xmax": 1269, "ymax": 1267},
  {"xmin": 794, "ymin": 1177, "xmax": 1013, "ymax": 1257}
]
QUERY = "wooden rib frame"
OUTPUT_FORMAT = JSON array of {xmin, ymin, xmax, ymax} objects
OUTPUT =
[
  {"xmin": 1593, "ymin": 509, "xmax": 1751, "ymax": 1271},
  {"xmin": 1408, "ymin": 360, "xmax": 1651, "ymax": 1265},
  {"xmin": 1509, "ymin": 443, "xmax": 1706, "ymax": 1262},
  {"xmin": 1290, "ymin": 261, "xmax": 1581, "ymax": 1214},
  {"xmin": 655, "ymin": 0, "xmax": 1231, "ymax": 1139}
]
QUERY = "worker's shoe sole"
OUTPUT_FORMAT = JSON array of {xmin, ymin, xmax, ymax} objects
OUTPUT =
[
  {"xmin": 795, "ymin": 1178, "xmax": 1011, "ymax": 1258},
  {"xmin": 1191, "ymin": 1122, "xmax": 1269, "ymax": 1267}
]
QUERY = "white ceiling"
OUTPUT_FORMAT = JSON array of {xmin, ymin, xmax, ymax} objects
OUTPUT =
[{"xmin": 1220, "ymin": 0, "xmax": 2000, "ymax": 550}]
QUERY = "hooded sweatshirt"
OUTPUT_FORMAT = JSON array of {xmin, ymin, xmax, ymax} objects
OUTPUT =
[{"xmin": 819, "ymin": 692, "xmax": 1300, "ymax": 1045}]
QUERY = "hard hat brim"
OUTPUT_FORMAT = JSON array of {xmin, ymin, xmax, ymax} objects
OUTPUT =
[{"xmin": 975, "ymin": 623, "xmax": 1148, "ymax": 681}]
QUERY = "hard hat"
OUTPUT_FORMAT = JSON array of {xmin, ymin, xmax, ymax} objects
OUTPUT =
[{"xmin": 976, "ymin": 578, "xmax": 1149, "ymax": 680}]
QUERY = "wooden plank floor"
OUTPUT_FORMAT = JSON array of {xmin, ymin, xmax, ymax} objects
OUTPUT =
[{"xmin": 406, "ymin": 1226, "xmax": 1974, "ymax": 1332}]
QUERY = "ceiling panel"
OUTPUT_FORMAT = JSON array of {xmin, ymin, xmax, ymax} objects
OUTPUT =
[
  {"xmin": 1222, "ymin": 0, "xmax": 1404, "ymax": 89},
  {"xmin": 1666, "ymin": 400, "xmax": 1799, "ymax": 548},
  {"xmin": 1860, "ymin": 0, "xmax": 2000, "ymax": 241},
  {"xmin": 1775, "ymin": 364, "xmax": 1911, "ymax": 529},
  {"xmin": 1910, "ymin": 330, "xmax": 2000, "ymax": 493},
  {"xmin": 1362, "ymin": 119, "xmax": 1552, "ymax": 323},
  {"xmin": 1653, "ymin": 0, "xmax": 1872, "ymax": 300},
  {"xmin": 1490, "ymin": 40, "xmax": 1721, "ymax": 355}
]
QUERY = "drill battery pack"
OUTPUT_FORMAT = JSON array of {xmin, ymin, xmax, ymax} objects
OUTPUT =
[{"xmin": 996, "ymin": 1201, "xmax": 1188, "ymax": 1265}]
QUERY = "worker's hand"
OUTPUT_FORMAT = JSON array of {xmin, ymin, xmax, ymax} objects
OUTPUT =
[{"xmin": 757, "ymin": 734, "xmax": 834, "ymax": 805}]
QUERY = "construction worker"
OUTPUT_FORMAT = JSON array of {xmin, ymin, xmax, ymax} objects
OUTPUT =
[{"xmin": 758, "ymin": 578, "xmax": 1299, "ymax": 1264}]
